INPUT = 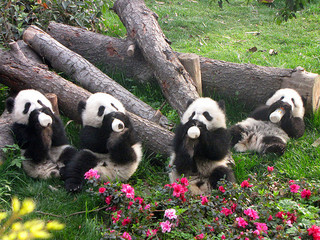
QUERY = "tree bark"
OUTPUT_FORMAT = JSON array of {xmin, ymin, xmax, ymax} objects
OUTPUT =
[
  {"xmin": 113, "ymin": 0, "xmax": 200, "ymax": 116},
  {"xmin": 0, "ymin": 111, "xmax": 14, "ymax": 163},
  {"xmin": 23, "ymin": 25, "xmax": 170, "ymax": 128},
  {"xmin": 0, "ymin": 42, "xmax": 174, "ymax": 157}
]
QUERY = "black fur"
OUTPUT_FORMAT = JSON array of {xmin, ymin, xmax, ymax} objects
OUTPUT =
[{"xmin": 62, "ymin": 111, "xmax": 139, "ymax": 193}]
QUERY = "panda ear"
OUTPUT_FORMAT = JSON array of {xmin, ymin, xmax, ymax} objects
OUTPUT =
[
  {"xmin": 218, "ymin": 100, "xmax": 226, "ymax": 112},
  {"xmin": 6, "ymin": 97, "xmax": 15, "ymax": 113},
  {"xmin": 78, "ymin": 100, "xmax": 86, "ymax": 115},
  {"xmin": 186, "ymin": 99, "xmax": 195, "ymax": 108},
  {"xmin": 301, "ymin": 96, "xmax": 306, "ymax": 108}
]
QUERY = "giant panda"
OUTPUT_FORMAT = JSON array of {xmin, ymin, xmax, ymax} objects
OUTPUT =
[
  {"xmin": 61, "ymin": 93, "xmax": 143, "ymax": 192},
  {"xmin": 6, "ymin": 89, "xmax": 77, "ymax": 179},
  {"xmin": 169, "ymin": 97, "xmax": 235, "ymax": 195},
  {"xmin": 230, "ymin": 88, "xmax": 305, "ymax": 155}
]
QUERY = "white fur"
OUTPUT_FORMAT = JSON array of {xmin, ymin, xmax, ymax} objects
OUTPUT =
[
  {"xmin": 81, "ymin": 93, "xmax": 125, "ymax": 128},
  {"xmin": 12, "ymin": 89, "xmax": 53, "ymax": 125},
  {"xmin": 234, "ymin": 118, "xmax": 289, "ymax": 153},
  {"xmin": 266, "ymin": 88, "xmax": 304, "ymax": 119},
  {"xmin": 88, "ymin": 143, "xmax": 143, "ymax": 181},
  {"xmin": 181, "ymin": 98, "xmax": 226, "ymax": 130}
]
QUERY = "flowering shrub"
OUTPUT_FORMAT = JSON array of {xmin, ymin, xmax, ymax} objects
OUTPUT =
[
  {"xmin": 0, "ymin": 197, "xmax": 64, "ymax": 239},
  {"xmin": 85, "ymin": 168, "xmax": 320, "ymax": 239}
]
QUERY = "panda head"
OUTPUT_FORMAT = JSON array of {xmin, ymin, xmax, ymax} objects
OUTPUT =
[
  {"xmin": 6, "ymin": 89, "xmax": 53, "ymax": 125},
  {"xmin": 266, "ymin": 88, "xmax": 305, "ymax": 118},
  {"xmin": 181, "ymin": 97, "xmax": 227, "ymax": 130},
  {"xmin": 78, "ymin": 93, "xmax": 125, "ymax": 128}
]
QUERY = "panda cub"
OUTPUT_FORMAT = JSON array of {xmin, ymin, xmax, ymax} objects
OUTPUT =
[
  {"xmin": 230, "ymin": 88, "xmax": 305, "ymax": 155},
  {"xmin": 169, "ymin": 97, "xmax": 235, "ymax": 195},
  {"xmin": 6, "ymin": 89, "xmax": 76, "ymax": 179},
  {"xmin": 61, "ymin": 93, "xmax": 143, "ymax": 192}
]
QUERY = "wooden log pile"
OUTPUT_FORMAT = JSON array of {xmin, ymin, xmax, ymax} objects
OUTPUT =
[{"xmin": 0, "ymin": 0, "xmax": 319, "ymax": 161}]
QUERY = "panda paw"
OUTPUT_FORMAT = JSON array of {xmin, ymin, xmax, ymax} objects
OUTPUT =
[{"xmin": 65, "ymin": 178, "xmax": 83, "ymax": 193}]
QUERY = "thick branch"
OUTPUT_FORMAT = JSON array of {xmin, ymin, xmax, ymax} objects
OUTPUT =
[
  {"xmin": 113, "ymin": 0, "xmax": 200, "ymax": 116},
  {"xmin": 0, "ymin": 42, "xmax": 173, "ymax": 157},
  {"xmin": 47, "ymin": 22, "xmax": 320, "ymax": 113},
  {"xmin": 23, "ymin": 25, "xmax": 170, "ymax": 128}
]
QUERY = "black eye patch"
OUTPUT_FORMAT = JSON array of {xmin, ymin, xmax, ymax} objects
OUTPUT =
[
  {"xmin": 280, "ymin": 96, "xmax": 284, "ymax": 100},
  {"xmin": 189, "ymin": 111, "xmax": 195, "ymax": 121},
  {"xmin": 98, "ymin": 106, "xmax": 105, "ymax": 117},
  {"xmin": 23, "ymin": 102, "xmax": 31, "ymax": 114},
  {"xmin": 111, "ymin": 103, "xmax": 119, "ymax": 111},
  {"xmin": 203, "ymin": 111, "xmax": 213, "ymax": 121}
]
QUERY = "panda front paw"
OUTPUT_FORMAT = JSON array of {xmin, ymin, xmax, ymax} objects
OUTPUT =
[{"xmin": 65, "ymin": 178, "xmax": 83, "ymax": 193}]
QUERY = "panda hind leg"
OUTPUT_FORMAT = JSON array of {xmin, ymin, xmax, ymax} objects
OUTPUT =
[
  {"xmin": 63, "ymin": 150, "xmax": 98, "ymax": 193},
  {"xmin": 262, "ymin": 136, "xmax": 286, "ymax": 155},
  {"xmin": 209, "ymin": 166, "xmax": 235, "ymax": 189}
]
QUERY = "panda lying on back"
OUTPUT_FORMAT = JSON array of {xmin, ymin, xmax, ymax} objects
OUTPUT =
[
  {"xmin": 169, "ymin": 97, "xmax": 235, "ymax": 195},
  {"xmin": 6, "ymin": 89, "xmax": 76, "ymax": 179},
  {"xmin": 61, "ymin": 93, "xmax": 143, "ymax": 192},
  {"xmin": 230, "ymin": 88, "xmax": 305, "ymax": 155}
]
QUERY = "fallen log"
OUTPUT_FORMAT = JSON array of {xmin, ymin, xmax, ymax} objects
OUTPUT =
[
  {"xmin": 23, "ymin": 25, "xmax": 170, "ymax": 128},
  {"xmin": 47, "ymin": 22, "xmax": 320, "ymax": 113},
  {"xmin": 113, "ymin": 0, "xmax": 200, "ymax": 116},
  {"xmin": 0, "ymin": 41, "xmax": 174, "ymax": 157},
  {"xmin": 0, "ymin": 111, "xmax": 14, "ymax": 163}
]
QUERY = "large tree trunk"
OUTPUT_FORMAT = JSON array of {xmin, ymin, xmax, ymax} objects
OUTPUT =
[
  {"xmin": 23, "ymin": 25, "xmax": 170, "ymax": 128},
  {"xmin": 0, "ymin": 42, "xmax": 173, "ymax": 157},
  {"xmin": 113, "ymin": 0, "xmax": 200, "ymax": 116},
  {"xmin": 47, "ymin": 22, "xmax": 320, "ymax": 113}
]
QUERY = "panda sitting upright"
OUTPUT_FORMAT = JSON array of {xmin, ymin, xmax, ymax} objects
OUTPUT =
[
  {"xmin": 61, "ymin": 93, "xmax": 143, "ymax": 192},
  {"xmin": 169, "ymin": 97, "xmax": 235, "ymax": 195},
  {"xmin": 230, "ymin": 88, "xmax": 305, "ymax": 155},
  {"xmin": 6, "ymin": 89, "xmax": 77, "ymax": 179}
]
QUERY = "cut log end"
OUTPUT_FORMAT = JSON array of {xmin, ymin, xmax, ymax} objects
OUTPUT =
[{"xmin": 312, "ymin": 75, "xmax": 320, "ymax": 112}]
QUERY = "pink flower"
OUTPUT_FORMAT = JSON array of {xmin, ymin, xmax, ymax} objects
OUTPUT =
[
  {"xmin": 201, "ymin": 195, "xmax": 209, "ymax": 205},
  {"xmin": 276, "ymin": 211, "xmax": 285, "ymax": 219},
  {"xmin": 105, "ymin": 196, "xmax": 112, "ymax": 205},
  {"xmin": 307, "ymin": 225, "xmax": 320, "ymax": 240},
  {"xmin": 218, "ymin": 186, "xmax": 226, "ymax": 193},
  {"xmin": 221, "ymin": 207, "xmax": 233, "ymax": 216},
  {"xmin": 121, "ymin": 184, "xmax": 135, "ymax": 199},
  {"xmin": 99, "ymin": 187, "xmax": 106, "ymax": 193},
  {"xmin": 240, "ymin": 180, "xmax": 253, "ymax": 188},
  {"xmin": 244, "ymin": 208, "xmax": 259, "ymax": 220},
  {"xmin": 267, "ymin": 215, "xmax": 273, "ymax": 221},
  {"xmin": 180, "ymin": 177, "xmax": 189, "ymax": 186},
  {"xmin": 301, "ymin": 189, "xmax": 311, "ymax": 199},
  {"xmin": 84, "ymin": 169, "xmax": 100, "ymax": 180},
  {"xmin": 236, "ymin": 217, "xmax": 248, "ymax": 228},
  {"xmin": 160, "ymin": 220, "xmax": 172, "ymax": 233},
  {"xmin": 255, "ymin": 222, "xmax": 268, "ymax": 234},
  {"xmin": 267, "ymin": 166, "xmax": 274, "ymax": 172},
  {"xmin": 164, "ymin": 209, "xmax": 177, "ymax": 220},
  {"xmin": 221, "ymin": 235, "xmax": 226, "ymax": 239},
  {"xmin": 122, "ymin": 232, "xmax": 132, "ymax": 240},
  {"xmin": 146, "ymin": 229, "xmax": 158, "ymax": 237},
  {"xmin": 195, "ymin": 233, "xmax": 205, "ymax": 239},
  {"xmin": 144, "ymin": 204, "xmax": 151, "ymax": 210},
  {"xmin": 135, "ymin": 197, "xmax": 144, "ymax": 205},
  {"xmin": 290, "ymin": 184, "xmax": 300, "ymax": 193},
  {"xmin": 122, "ymin": 217, "xmax": 131, "ymax": 226}
]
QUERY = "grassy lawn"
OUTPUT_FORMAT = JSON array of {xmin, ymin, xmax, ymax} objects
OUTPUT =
[{"xmin": 1, "ymin": 0, "xmax": 320, "ymax": 239}]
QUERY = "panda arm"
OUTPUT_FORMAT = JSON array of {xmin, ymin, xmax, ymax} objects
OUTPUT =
[
  {"xmin": 104, "ymin": 112, "xmax": 139, "ymax": 164},
  {"xmin": 172, "ymin": 122, "xmax": 198, "ymax": 175},
  {"xmin": 249, "ymin": 105, "xmax": 270, "ymax": 121},
  {"xmin": 199, "ymin": 127, "xmax": 230, "ymax": 160},
  {"xmin": 18, "ymin": 109, "xmax": 52, "ymax": 163},
  {"xmin": 281, "ymin": 116, "xmax": 305, "ymax": 138},
  {"xmin": 80, "ymin": 126, "xmax": 110, "ymax": 153},
  {"xmin": 39, "ymin": 107, "xmax": 69, "ymax": 146}
]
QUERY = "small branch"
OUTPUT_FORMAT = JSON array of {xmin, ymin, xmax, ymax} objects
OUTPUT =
[{"xmin": 35, "ymin": 206, "xmax": 108, "ymax": 218}]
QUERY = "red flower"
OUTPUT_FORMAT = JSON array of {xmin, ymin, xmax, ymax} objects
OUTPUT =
[
  {"xmin": 301, "ymin": 189, "xmax": 311, "ymax": 199},
  {"xmin": 99, "ymin": 187, "xmax": 106, "ymax": 193},
  {"xmin": 122, "ymin": 217, "xmax": 131, "ymax": 226},
  {"xmin": 218, "ymin": 186, "xmax": 226, "ymax": 193},
  {"xmin": 240, "ymin": 180, "xmax": 253, "ymax": 188},
  {"xmin": 308, "ymin": 225, "xmax": 320, "ymax": 240},
  {"xmin": 290, "ymin": 184, "xmax": 300, "ymax": 193},
  {"xmin": 267, "ymin": 215, "xmax": 273, "ymax": 221},
  {"xmin": 105, "ymin": 196, "xmax": 112, "ymax": 205},
  {"xmin": 267, "ymin": 166, "xmax": 274, "ymax": 172},
  {"xmin": 221, "ymin": 207, "xmax": 233, "ymax": 216},
  {"xmin": 276, "ymin": 211, "xmax": 285, "ymax": 219},
  {"xmin": 201, "ymin": 195, "xmax": 209, "ymax": 205}
]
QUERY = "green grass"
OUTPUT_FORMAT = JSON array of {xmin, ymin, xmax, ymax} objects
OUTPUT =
[{"xmin": 1, "ymin": 0, "xmax": 320, "ymax": 239}]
